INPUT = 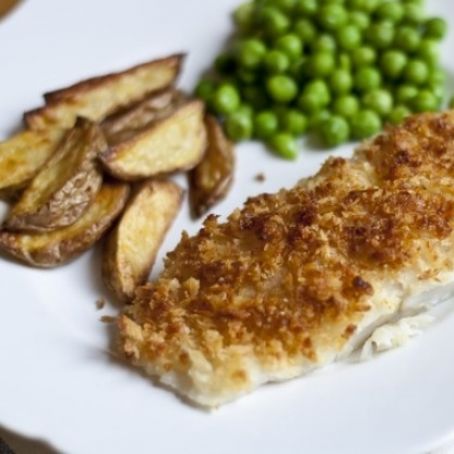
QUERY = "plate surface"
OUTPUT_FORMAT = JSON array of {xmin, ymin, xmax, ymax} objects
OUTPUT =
[{"xmin": 1, "ymin": 1, "xmax": 454, "ymax": 453}]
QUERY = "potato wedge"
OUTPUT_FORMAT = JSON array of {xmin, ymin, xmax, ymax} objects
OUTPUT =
[
  {"xmin": 0, "ymin": 182, "xmax": 129, "ymax": 268},
  {"xmin": 5, "ymin": 118, "xmax": 106, "ymax": 232},
  {"xmin": 24, "ymin": 54, "xmax": 184, "ymax": 131},
  {"xmin": 0, "ymin": 129, "xmax": 64, "ymax": 195},
  {"xmin": 102, "ymin": 180, "xmax": 183, "ymax": 303},
  {"xmin": 100, "ymin": 100, "xmax": 206, "ymax": 181},
  {"xmin": 102, "ymin": 89, "xmax": 187, "ymax": 145},
  {"xmin": 189, "ymin": 115, "xmax": 234, "ymax": 218}
]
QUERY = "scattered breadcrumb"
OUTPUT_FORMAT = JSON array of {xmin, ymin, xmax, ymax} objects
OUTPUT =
[
  {"xmin": 96, "ymin": 297, "xmax": 106, "ymax": 310},
  {"xmin": 100, "ymin": 315, "xmax": 116, "ymax": 324},
  {"xmin": 254, "ymin": 172, "xmax": 265, "ymax": 182}
]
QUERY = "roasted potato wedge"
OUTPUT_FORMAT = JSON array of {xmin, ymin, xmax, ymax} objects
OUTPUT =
[
  {"xmin": 0, "ymin": 129, "xmax": 64, "ymax": 196},
  {"xmin": 100, "ymin": 100, "xmax": 206, "ymax": 181},
  {"xmin": 102, "ymin": 180, "xmax": 183, "ymax": 303},
  {"xmin": 5, "ymin": 118, "xmax": 106, "ymax": 232},
  {"xmin": 24, "ymin": 54, "xmax": 184, "ymax": 131},
  {"xmin": 189, "ymin": 115, "xmax": 235, "ymax": 218},
  {"xmin": 101, "ymin": 88, "xmax": 187, "ymax": 145},
  {"xmin": 0, "ymin": 182, "xmax": 129, "ymax": 268}
]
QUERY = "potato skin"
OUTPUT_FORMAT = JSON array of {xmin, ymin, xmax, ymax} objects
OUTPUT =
[
  {"xmin": 102, "ymin": 179, "xmax": 183, "ymax": 303},
  {"xmin": 0, "ymin": 183, "xmax": 130, "ymax": 268}
]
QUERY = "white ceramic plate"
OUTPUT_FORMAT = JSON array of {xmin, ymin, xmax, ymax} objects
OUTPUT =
[{"xmin": 1, "ymin": 1, "xmax": 454, "ymax": 453}]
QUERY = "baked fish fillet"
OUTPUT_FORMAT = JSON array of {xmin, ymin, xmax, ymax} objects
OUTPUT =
[{"xmin": 119, "ymin": 112, "xmax": 454, "ymax": 407}]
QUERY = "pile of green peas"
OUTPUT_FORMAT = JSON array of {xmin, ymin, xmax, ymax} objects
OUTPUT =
[{"xmin": 195, "ymin": 0, "xmax": 448, "ymax": 159}]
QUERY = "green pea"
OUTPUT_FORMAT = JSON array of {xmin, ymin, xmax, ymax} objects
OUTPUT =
[
  {"xmin": 237, "ymin": 39, "xmax": 267, "ymax": 69},
  {"xmin": 213, "ymin": 84, "xmax": 241, "ymax": 115},
  {"xmin": 336, "ymin": 25, "xmax": 362, "ymax": 51},
  {"xmin": 339, "ymin": 54, "xmax": 352, "ymax": 71},
  {"xmin": 362, "ymin": 89, "xmax": 393, "ymax": 116},
  {"xmin": 424, "ymin": 17, "xmax": 448, "ymax": 40},
  {"xmin": 375, "ymin": 2, "xmax": 404, "ymax": 23},
  {"xmin": 367, "ymin": 21, "xmax": 395, "ymax": 49},
  {"xmin": 351, "ymin": 46, "xmax": 377, "ymax": 67},
  {"xmin": 254, "ymin": 110, "xmax": 279, "ymax": 139},
  {"xmin": 280, "ymin": 109, "xmax": 308, "ymax": 135},
  {"xmin": 264, "ymin": 50, "xmax": 290, "ymax": 73},
  {"xmin": 272, "ymin": 0, "xmax": 298, "ymax": 12},
  {"xmin": 417, "ymin": 39, "xmax": 439, "ymax": 67},
  {"xmin": 350, "ymin": 109, "xmax": 382, "ymax": 139},
  {"xmin": 305, "ymin": 79, "xmax": 331, "ymax": 105},
  {"xmin": 275, "ymin": 33, "xmax": 303, "ymax": 60},
  {"xmin": 395, "ymin": 84, "xmax": 418, "ymax": 105},
  {"xmin": 428, "ymin": 82, "xmax": 445, "ymax": 103},
  {"xmin": 349, "ymin": 11, "xmax": 370, "ymax": 30},
  {"xmin": 388, "ymin": 105, "xmax": 411, "ymax": 124},
  {"xmin": 354, "ymin": 66, "xmax": 382, "ymax": 92},
  {"xmin": 394, "ymin": 26, "xmax": 421, "ymax": 52},
  {"xmin": 266, "ymin": 75, "xmax": 298, "ymax": 102},
  {"xmin": 269, "ymin": 133, "xmax": 299, "ymax": 159},
  {"xmin": 346, "ymin": 0, "xmax": 379, "ymax": 13},
  {"xmin": 294, "ymin": 19, "xmax": 317, "ymax": 43},
  {"xmin": 259, "ymin": 6, "xmax": 290, "ymax": 37},
  {"xmin": 427, "ymin": 67, "xmax": 446, "ymax": 86},
  {"xmin": 319, "ymin": 115, "xmax": 350, "ymax": 147},
  {"xmin": 295, "ymin": 0, "xmax": 318, "ymax": 16},
  {"xmin": 319, "ymin": 4, "xmax": 348, "ymax": 31},
  {"xmin": 308, "ymin": 109, "xmax": 331, "ymax": 131},
  {"xmin": 333, "ymin": 95, "xmax": 360, "ymax": 118},
  {"xmin": 237, "ymin": 69, "xmax": 257, "ymax": 84},
  {"xmin": 242, "ymin": 85, "xmax": 269, "ymax": 110},
  {"xmin": 411, "ymin": 90, "xmax": 439, "ymax": 112},
  {"xmin": 225, "ymin": 110, "xmax": 253, "ymax": 141},
  {"xmin": 403, "ymin": 3, "xmax": 425, "ymax": 24},
  {"xmin": 312, "ymin": 34, "xmax": 337, "ymax": 53},
  {"xmin": 380, "ymin": 50, "xmax": 407, "ymax": 79},
  {"xmin": 329, "ymin": 69, "xmax": 353, "ymax": 95},
  {"xmin": 233, "ymin": 2, "xmax": 255, "ymax": 32},
  {"xmin": 298, "ymin": 91, "xmax": 323, "ymax": 114},
  {"xmin": 404, "ymin": 59, "xmax": 429, "ymax": 85},
  {"xmin": 195, "ymin": 79, "xmax": 216, "ymax": 102},
  {"xmin": 308, "ymin": 52, "xmax": 335, "ymax": 77}
]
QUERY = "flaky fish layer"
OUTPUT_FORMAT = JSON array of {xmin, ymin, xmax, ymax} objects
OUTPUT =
[{"xmin": 119, "ymin": 112, "xmax": 454, "ymax": 407}]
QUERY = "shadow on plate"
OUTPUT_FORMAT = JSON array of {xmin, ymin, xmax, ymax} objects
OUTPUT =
[{"xmin": 0, "ymin": 424, "xmax": 59, "ymax": 454}]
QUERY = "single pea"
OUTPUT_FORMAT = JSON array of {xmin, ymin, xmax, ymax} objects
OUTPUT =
[
  {"xmin": 404, "ymin": 59, "xmax": 429, "ymax": 85},
  {"xmin": 254, "ymin": 110, "xmax": 279, "ymax": 139},
  {"xmin": 424, "ymin": 17, "xmax": 448, "ymax": 40},
  {"xmin": 319, "ymin": 4, "xmax": 348, "ymax": 31},
  {"xmin": 367, "ymin": 21, "xmax": 395, "ymax": 49},
  {"xmin": 380, "ymin": 50, "xmax": 407, "ymax": 79},
  {"xmin": 427, "ymin": 67, "xmax": 446, "ymax": 86},
  {"xmin": 242, "ymin": 85, "xmax": 269, "ymax": 110},
  {"xmin": 298, "ymin": 92, "xmax": 323, "ymax": 114},
  {"xmin": 264, "ymin": 50, "xmax": 290, "ymax": 73},
  {"xmin": 275, "ymin": 33, "xmax": 303, "ymax": 60},
  {"xmin": 237, "ymin": 104, "xmax": 254, "ymax": 118},
  {"xmin": 259, "ymin": 6, "xmax": 290, "ymax": 37},
  {"xmin": 346, "ymin": 0, "xmax": 379, "ymax": 13},
  {"xmin": 215, "ymin": 53, "xmax": 236, "ymax": 74},
  {"xmin": 350, "ymin": 109, "xmax": 382, "ymax": 139},
  {"xmin": 195, "ymin": 79, "xmax": 216, "ymax": 102},
  {"xmin": 233, "ymin": 2, "xmax": 255, "ymax": 32},
  {"xmin": 403, "ymin": 3, "xmax": 425, "ymax": 24},
  {"xmin": 273, "ymin": 0, "xmax": 298, "ymax": 12},
  {"xmin": 395, "ymin": 84, "xmax": 418, "ymax": 105},
  {"xmin": 362, "ymin": 89, "xmax": 393, "ymax": 116},
  {"xmin": 349, "ymin": 11, "xmax": 370, "ymax": 30},
  {"xmin": 394, "ymin": 26, "xmax": 421, "ymax": 52},
  {"xmin": 308, "ymin": 52, "xmax": 335, "ymax": 77},
  {"xmin": 295, "ymin": 0, "xmax": 318, "ymax": 16},
  {"xmin": 329, "ymin": 69, "xmax": 353, "ymax": 95},
  {"xmin": 308, "ymin": 109, "xmax": 331, "ymax": 131},
  {"xmin": 269, "ymin": 133, "xmax": 299, "ymax": 159},
  {"xmin": 354, "ymin": 67, "xmax": 382, "ymax": 92},
  {"xmin": 336, "ymin": 25, "xmax": 362, "ymax": 51},
  {"xmin": 237, "ymin": 39, "xmax": 267, "ymax": 69},
  {"xmin": 412, "ymin": 90, "xmax": 439, "ymax": 112},
  {"xmin": 266, "ymin": 75, "xmax": 298, "ymax": 102},
  {"xmin": 225, "ymin": 110, "xmax": 253, "ymax": 141},
  {"xmin": 294, "ymin": 19, "xmax": 317, "ymax": 43},
  {"xmin": 333, "ymin": 95, "xmax": 360, "ymax": 118},
  {"xmin": 312, "ymin": 34, "xmax": 337, "ymax": 53},
  {"xmin": 339, "ymin": 54, "xmax": 352, "ymax": 71},
  {"xmin": 213, "ymin": 84, "xmax": 241, "ymax": 115},
  {"xmin": 417, "ymin": 39, "xmax": 439, "ymax": 67},
  {"xmin": 280, "ymin": 109, "xmax": 308, "ymax": 135},
  {"xmin": 305, "ymin": 79, "xmax": 331, "ymax": 105},
  {"xmin": 351, "ymin": 46, "xmax": 377, "ymax": 67},
  {"xmin": 428, "ymin": 81, "xmax": 445, "ymax": 102},
  {"xmin": 375, "ymin": 2, "xmax": 404, "ymax": 23},
  {"xmin": 319, "ymin": 115, "xmax": 350, "ymax": 147},
  {"xmin": 387, "ymin": 105, "xmax": 411, "ymax": 124}
]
